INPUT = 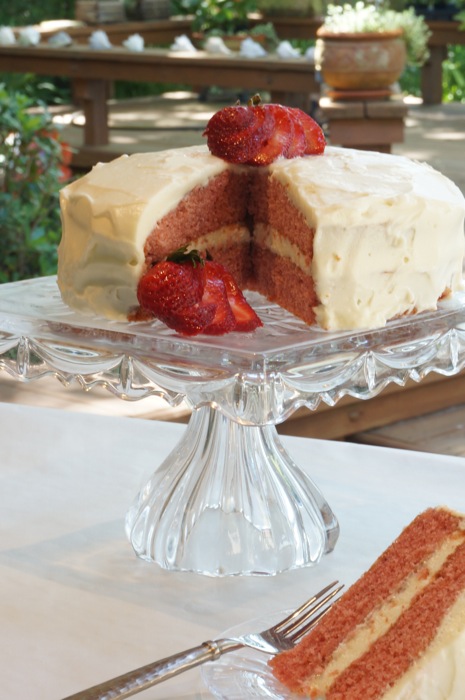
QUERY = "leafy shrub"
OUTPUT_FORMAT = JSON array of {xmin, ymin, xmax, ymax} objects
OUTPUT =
[
  {"xmin": 443, "ymin": 45, "xmax": 465, "ymax": 103},
  {"xmin": 0, "ymin": 86, "xmax": 72, "ymax": 282},
  {"xmin": 0, "ymin": 0, "xmax": 73, "ymax": 26},
  {"xmin": 171, "ymin": 0, "xmax": 257, "ymax": 34}
]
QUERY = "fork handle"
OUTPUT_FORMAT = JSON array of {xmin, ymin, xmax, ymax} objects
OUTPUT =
[{"xmin": 61, "ymin": 639, "xmax": 241, "ymax": 700}]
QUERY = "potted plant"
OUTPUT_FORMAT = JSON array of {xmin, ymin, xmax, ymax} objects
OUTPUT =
[{"xmin": 315, "ymin": 2, "xmax": 431, "ymax": 94}]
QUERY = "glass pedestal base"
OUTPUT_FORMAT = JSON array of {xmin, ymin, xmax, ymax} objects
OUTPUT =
[{"xmin": 125, "ymin": 406, "xmax": 339, "ymax": 576}]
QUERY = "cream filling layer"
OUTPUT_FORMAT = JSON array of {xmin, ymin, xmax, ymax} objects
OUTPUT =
[
  {"xmin": 254, "ymin": 223, "xmax": 311, "ymax": 275},
  {"xmin": 187, "ymin": 224, "xmax": 251, "ymax": 253},
  {"xmin": 301, "ymin": 534, "xmax": 465, "ymax": 697}
]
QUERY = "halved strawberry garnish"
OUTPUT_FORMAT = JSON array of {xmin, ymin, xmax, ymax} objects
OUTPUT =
[
  {"xmin": 203, "ymin": 94, "xmax": 325, "ymax": 166},
  {"xmin": 298, "ymin": 109, "xmax": 327, "ymax": 155},
  {"xmin": 205, "ymin": 102, "xmax": 275, "ymax": 165},
  {"xmin": 137, "ymin": 248, "xmax": 262, "ymax": 336},
  {"xmin": 246, "ymin": 105, "xmax": 293, "ymax": 166},
  {"xmin": 201, "ymin": 274, "xmax": 236, "ymax": 335},
  {"xmin": 205, "ymin": 261, "xmax": 263, "ymax": 332},
  {"xmin": 284, "ymin": 108, "xmax": 306, "ymax": 159}
]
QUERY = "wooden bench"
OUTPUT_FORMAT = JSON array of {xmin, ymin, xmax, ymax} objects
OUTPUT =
[
  {"xmin": 421, "ymin": 20, "xmax": 465, "ymax": 105},
  {"xmin": 319, "ymin": 96, "xmax": 408, "ymax": 153},
  {"xmin": 36, "ymin": 18, "xmax": 193, "ymax": 46},
  {"xmin": 34, "ymin": 16, "xmax": 462, "ymax": 106},
  {"xmin": 0, "ymin": 43, "xmax": 318, "ymax": 149},
  {"xmin": 350, "ymin": 394, "xmax": 465, "ymax": 458}
]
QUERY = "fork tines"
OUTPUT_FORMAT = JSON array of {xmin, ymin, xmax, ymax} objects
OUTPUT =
[{"xmin": 278, "ymin": 581, "xmax": 344, "ymax": 643}]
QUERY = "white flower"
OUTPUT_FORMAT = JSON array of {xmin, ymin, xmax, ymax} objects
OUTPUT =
[
  {"xmin": 18, "ymin": 26, "xmax": 40, "ymax": 47},
  {"xmin": 305, "ymin": 46, "xmax": 316, "ymax": 63},
  {"xmin": 0, "ymin": 26, "xmax": 16, "ymax": 46},
  {"xmin": 123, "ymin": 33, "xmax": 144, "ymax": 52},
  {"xmin": 205, "ymin": 36, "xmax": 231, "ymax": 55},
  {"xmin": 170, "ymin": 34, "xmax": 197, "ymax": 52},
  {"xmin": 276, "ymin": 41, "xmax": 301, "ymax": 59},
  {"xmin": 89, "ymin": 30, "xmax": 112, "ymax": 50},
  {"xmin": 240, "ymin": 37, "xmax": 267, "ymax": 58},
  {"xmin": 48, "ymin": 31, "xmax": 72, "ymax": 47}
]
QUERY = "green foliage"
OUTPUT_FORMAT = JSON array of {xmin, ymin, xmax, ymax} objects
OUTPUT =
[
  {"xmin": 0, "ymin": 0, "xmax": 74, "ymax": 26},
  {"xmin": 398, "ymin": 45, "xmax": 465, "ymax": 103},
  {"xmin": 399, "ymin": 64, "xmax": 422, "ymax": 97},
  {"xmin": 0, "ymin": 87, "xmax": 72, "ymax": 282},
  {"xmin": 443, "ymin": 45, "xmax": 465, "ymax": 102},
  {"xmin": 255, "ymin": 0, "xmax": 323, "ymax": 16},
  {"xmin": 171, "ymin": 0, "xmax": 257, "ymax": 34},
  {"xmin": 0, "ymin": 72, "xmax": 72, "ymax": 105}
]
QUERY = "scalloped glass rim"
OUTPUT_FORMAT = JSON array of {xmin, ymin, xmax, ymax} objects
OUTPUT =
[
  {"xmin": 1, "ymin": 276, "xmax": 465, "ymax": 422},
  {"xmin": 200, "ymin": 611, "xmax": 301, "ymax": 699}
]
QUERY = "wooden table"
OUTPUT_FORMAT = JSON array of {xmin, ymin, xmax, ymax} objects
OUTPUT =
[
  {"xmin": 35, "ymin": 16, "xmax": 323, "ymax": 44},
  {"xmin": 318, "ymin": 96, "xmax": 408, "ymax": 153},
  {"xmin": 0, "ymin": 43, "xmax": 317, "ymax": 148},
  {"xmin": 3, "ymin": 402, "xmax": 465, "ymax": 699},
  {"xmin": 28, "ymin": 16, "xmax": 463, "ymax": 108},
  {"xmin": 421, "ymin": 20, "xmax": 465, "ymax": 104}
]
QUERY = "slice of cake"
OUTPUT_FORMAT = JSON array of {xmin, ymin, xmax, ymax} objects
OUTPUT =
[
  {"xmin": 270, "ymin": 506, "xmax": 465, "ymax": 699},
  {"xmin": 57, "ymin": 100, "xmax": 465, "ymax": 333}
]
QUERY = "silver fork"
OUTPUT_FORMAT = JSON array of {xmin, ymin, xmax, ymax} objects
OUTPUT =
[{"xmin": 62, "ymin": 580, "xmax": 343, "ymax": 700}]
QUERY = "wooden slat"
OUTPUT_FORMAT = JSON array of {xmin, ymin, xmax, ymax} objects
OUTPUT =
[
  {"xmin": 352, "ymin": 404, "xmax": 465, "ymax": 457},
  {"xmin": 0, "ymin": 44, "xmax": 317, "ymax": 149},
  {"xmin": 278, "ymin": 370, "xmax": 465, "ymax": 440},
  {"xmin": 319, "ymin": 96, "xmax": 407, "ymax": 152}
]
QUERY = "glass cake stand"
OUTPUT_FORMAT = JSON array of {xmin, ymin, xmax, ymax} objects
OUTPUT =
[{"xmin": 1, "ymin": 276, "xmax": 465, "ymax": 577}]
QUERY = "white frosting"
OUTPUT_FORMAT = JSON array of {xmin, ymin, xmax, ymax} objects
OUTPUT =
[
  {"xmin": 269, "ymin": 147, "xmax": 465, "ymax": 330},
  {"xmin": 58, "ymin": 146, "xmax": 229, "ymax": 319},
  {"xmin": 58, "ymin": 144, "xmax": 465, "ymax": 328}
]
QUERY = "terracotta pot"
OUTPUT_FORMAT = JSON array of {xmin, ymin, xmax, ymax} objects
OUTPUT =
[{"xmin": 315, "ymin": 29, "xmax": 407, "ymax": 91}]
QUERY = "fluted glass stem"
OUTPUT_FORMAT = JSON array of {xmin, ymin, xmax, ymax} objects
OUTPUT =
[{"xmin": 125, "ymin": 406, "xmax": 339, "ymax": 576}]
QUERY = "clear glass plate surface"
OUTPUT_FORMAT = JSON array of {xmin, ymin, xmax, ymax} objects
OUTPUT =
[
  {"xmin": 201, "ymin": 612, "xmax": 301, "ymax": 699},
  {"xmin": 1, "ymin": 275, "xmax": 465, "ymax": 423}
]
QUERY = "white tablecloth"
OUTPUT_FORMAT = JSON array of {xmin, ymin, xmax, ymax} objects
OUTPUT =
[{"xmin": 1, "ymin": 401, "xmax": 465, "ymax": 699}]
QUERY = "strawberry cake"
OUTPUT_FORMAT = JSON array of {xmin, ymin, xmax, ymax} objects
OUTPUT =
[
  {"xmin": 271, "ymin": 506, "xmax": 465, "ymax": 699},
  {"xmin": 57, "ymin": 101, "xmax": 465, "ymax": 334}
]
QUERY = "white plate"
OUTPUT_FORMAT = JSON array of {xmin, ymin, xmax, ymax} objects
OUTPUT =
[{"xmin": 201, "ymin": 612, "xmax": 303, "ymax": 699}]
